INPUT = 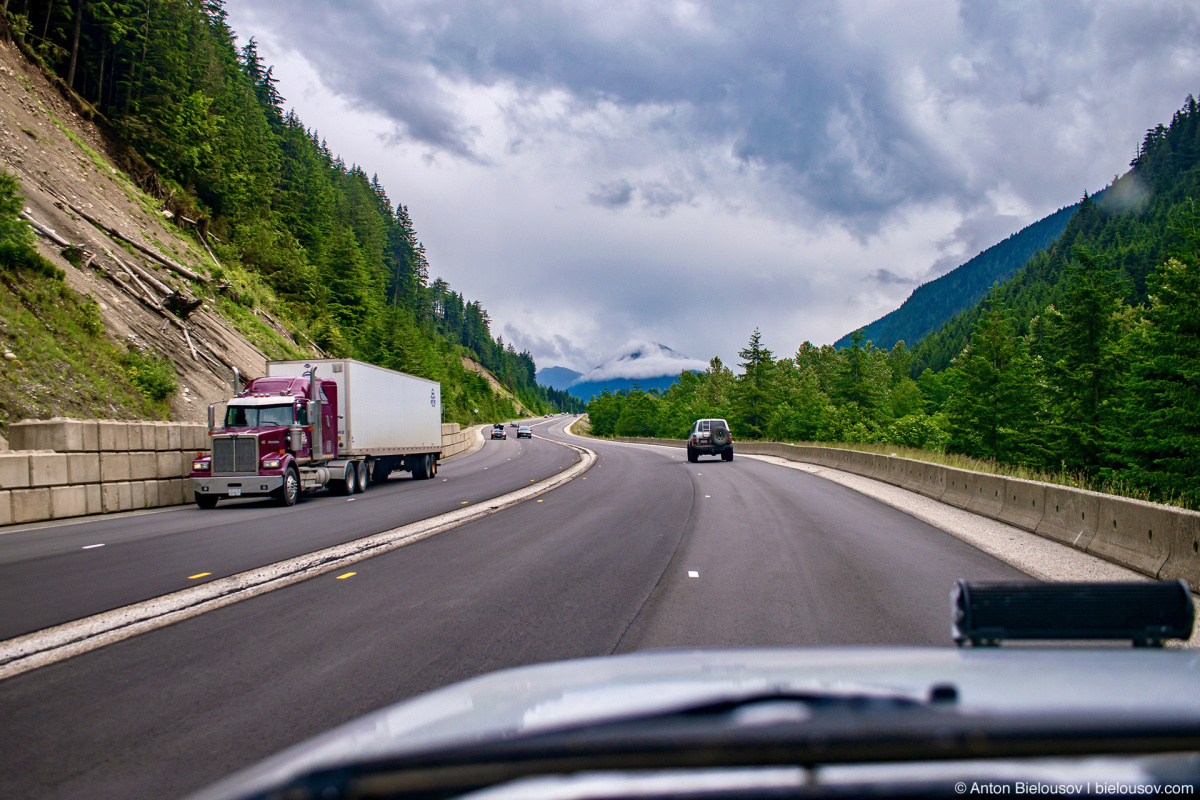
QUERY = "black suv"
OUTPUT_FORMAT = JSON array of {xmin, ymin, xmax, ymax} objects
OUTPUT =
[{"xmin": 687, "ymin": 418, "xmax": 733, "ymax": 462}]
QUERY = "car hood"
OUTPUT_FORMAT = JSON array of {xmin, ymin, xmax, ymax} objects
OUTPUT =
[{"xmin": 189, "ymin": 646, "xmax": 1200, "ymax": 800}]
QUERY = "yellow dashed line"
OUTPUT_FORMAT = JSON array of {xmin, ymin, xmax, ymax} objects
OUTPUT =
[
  {"xmin": 461, "ymin": 501, "xmax": 469, "ymax": 505},
  {"xmin": 188, "ymin": 573, "xmax": 211, "ymax": 580},
  {"xmin": 537, "ymin": 499, "xmax": 543, "ymax": 503},
  {"xmin": 336, "ymin": 572, "xmax": 356, "ymax": 580}
]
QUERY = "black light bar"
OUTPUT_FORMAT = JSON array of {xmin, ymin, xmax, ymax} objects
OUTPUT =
[{"xmin": 951, "ymin": 580, "xmax": 1195, "ymax": 647}]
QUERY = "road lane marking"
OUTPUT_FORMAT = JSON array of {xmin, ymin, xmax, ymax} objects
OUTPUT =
[
  {"xmin": 688, "ymin": 571, "xmax": 699, "ymax": 578},
  {"xmin": 0, "ymin": 438, "xmax": 597, "ymax": 682},
  {"xmin": 82, "ymin": 544, "xmax": 104, "ymax": 550},
  {"xmin": 336, "ymin": 572, "xmax": 356, "ymax": 580},
  {"xmin": 346, "ymin": 498, "xmax": 355, "ymax": 502},
  {"xmin": 537, "ymin": 499, "xmax": 543, "ymax": 503},
  {"xmin": 188, "ymin": 573, "xmax": 211, "ymax": 580},
  {"xmin": 461, "ymin": 501, "xmax": 469, "ymax": 505},
  {"xmin": 705, "ymin": 495, "xmax": 711, "ymax": 498}
]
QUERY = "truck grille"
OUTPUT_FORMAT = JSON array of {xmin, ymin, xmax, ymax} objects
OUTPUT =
[{"xmin": 212, "ymin": 437, "xmax": 257, "ymax": 475}]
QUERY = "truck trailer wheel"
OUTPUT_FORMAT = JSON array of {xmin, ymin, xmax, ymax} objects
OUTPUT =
[
  {"xmin": 428, "ymin": 456, "xmax": 437, "ymax": 478},
  {"xmin": 410, "ymin": 454, "xmax": 428, "ymax": 480},
  {"xmin": 278, "ymin": 466, "xmax": 300, "ymax": 507},
  {"xmin": 196, "ymin": 494, "xmax": 219, "ymax": 509}
]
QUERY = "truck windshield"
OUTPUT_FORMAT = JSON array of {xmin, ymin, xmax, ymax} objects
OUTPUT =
[{"xmin": 225, "ymin": 404, "xmax": 294, "ymax": 428}]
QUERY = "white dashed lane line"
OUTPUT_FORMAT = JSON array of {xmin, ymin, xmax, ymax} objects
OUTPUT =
[
  {"xmin": 688, "ymin": 571, "xmax": 699, "ymax": 578},
  {"xmin": 82, "ymin": 544, "xmax": 104, "ymax": 550}
]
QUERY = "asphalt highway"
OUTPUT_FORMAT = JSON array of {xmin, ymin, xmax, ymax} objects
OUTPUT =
[
  {"xmin": 0, "ymin": 416, "xmax": 1028, "ymax": 799},
  {"xmin": 0, "ymin": 421, "xmax": 579, "ymax": 638}
]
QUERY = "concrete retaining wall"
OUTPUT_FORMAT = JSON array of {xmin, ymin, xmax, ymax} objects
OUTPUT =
[
  {"xmin": 1, "ymin": 418, "xmax": 479, "ymax": 527},
  {"xmin": 440, "ymin": 422, "xmax": 475, "ymax": 460},
  {"xmin": 600, "ymin": 433, "xmax": 1200, "ymax": 592}
]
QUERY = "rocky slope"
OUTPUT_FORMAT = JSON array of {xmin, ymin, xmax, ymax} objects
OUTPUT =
[{"xmin": 0, "ymin": 37, "xmax": 317, "ymax": 429}]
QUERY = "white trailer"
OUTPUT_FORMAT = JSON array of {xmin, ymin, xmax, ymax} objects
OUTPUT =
[{"xmin": 267, "ymin": 358, "xmax": 443, "ymax": 484}]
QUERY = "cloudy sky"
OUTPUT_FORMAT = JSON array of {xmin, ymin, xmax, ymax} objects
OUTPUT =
[{"xmin": 225, "ymin": 0, "xmax": 1198, "ymax": 373}]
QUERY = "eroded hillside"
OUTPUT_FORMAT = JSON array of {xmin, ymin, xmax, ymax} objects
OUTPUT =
[{"xmin": 0, "ymin": 37, "xmax": 317, "ymax": 431}]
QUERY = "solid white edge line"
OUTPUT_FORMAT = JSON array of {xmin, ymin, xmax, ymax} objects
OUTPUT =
[{"xmin": 0, "ymin": 436, "xmax": 596, "ymax": 681}]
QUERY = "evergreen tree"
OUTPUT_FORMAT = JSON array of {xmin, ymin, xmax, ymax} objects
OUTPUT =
[
  {"xmin": 733, "ymin": 328, "xmax": 775, "ymax": 438},
  {"xmin": 944, "ymin": 301, "xmax": 1046, "ymax": 465},
  {"xmin": 1046, "ymin": 246, "xmax": 1127, "ymax": 470}
]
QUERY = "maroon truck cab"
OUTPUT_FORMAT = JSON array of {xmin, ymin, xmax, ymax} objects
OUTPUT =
[{"xmin": 191, "ymin": 374, "xmax": 338, "ymax": 508}]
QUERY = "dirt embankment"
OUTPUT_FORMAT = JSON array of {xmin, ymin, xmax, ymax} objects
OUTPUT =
[
  {"xmin": 0, "ymin": 39, "xmax": 316, "ymax": 426},
  {"xmin": 461, "ymin": 356, "xmax": 526, "ymax": 414}
]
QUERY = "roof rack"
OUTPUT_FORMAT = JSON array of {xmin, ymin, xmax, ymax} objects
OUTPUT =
[{"xmin": 951, "ymin": 580, "xmax": 1195, "ymax": 648}]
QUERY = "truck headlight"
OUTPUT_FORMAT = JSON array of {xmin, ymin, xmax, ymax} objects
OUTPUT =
[
  {"xmin": 262, "ymin": 459, "xmax": 281, "ymax": 470},
  {"xmin": 193, "ymin": 461, "xmax": 210, "ymax": 471}
]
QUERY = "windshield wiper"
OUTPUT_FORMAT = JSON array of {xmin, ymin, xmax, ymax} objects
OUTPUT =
[{"xmin": 256, "ymin": 689, "xmax": 1200, "ymax": 800}]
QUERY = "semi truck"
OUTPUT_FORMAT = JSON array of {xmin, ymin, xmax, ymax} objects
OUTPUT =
[{"xmin": 190, "ymin": 358, "xmax": 443, "ymax": 508}]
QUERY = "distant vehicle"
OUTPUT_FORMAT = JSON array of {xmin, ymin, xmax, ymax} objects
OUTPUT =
[
  {"xmin": 510, "ymin": 421, "xmax": 519, "ymax": 427},
  {"xmin": 491, "ymin": 424, "xmax": 506, "ymax": 440},
  {"xmin": 517, "ymin": 426, "xmax": 532, "ymax": 439},
  {"xmin": 191, "ymin": 359, "xmax": 442, "ymax": 508},
  {"xmin": 191, "ymin": 582, "xmax": 1200, "ymax": 800},
  {"xmin": 687, "ymin": 418, "xmax": 733, "ymax": 462}
]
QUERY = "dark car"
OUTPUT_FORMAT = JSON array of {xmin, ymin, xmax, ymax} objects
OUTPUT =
[
  {"xmin": 490, "ymin": 424, "xmax": 506, "ymax": 440},
  {"xmin": 517, "ymin": 426, "xmax": 532, "ymax": 439},
  {"xmin": 687, "ymin": 418, "xmax": 733, "ymax": 462}
]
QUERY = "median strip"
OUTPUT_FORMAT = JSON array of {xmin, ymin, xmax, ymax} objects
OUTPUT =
[{"xmin": 0, "ymin": 438, "xmax": 596, "ymax": 681}]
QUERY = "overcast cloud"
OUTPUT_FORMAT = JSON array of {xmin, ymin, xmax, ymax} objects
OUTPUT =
[{"xmin": 226, "ymin": 0, "xmax": 1199, "ymax": 372}]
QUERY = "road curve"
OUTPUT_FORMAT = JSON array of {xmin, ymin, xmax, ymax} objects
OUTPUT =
[{"xmin": 0, "ymin": 416, "xmax": 1027, "ymax": 800}]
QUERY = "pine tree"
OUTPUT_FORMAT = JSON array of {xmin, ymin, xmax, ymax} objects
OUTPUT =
[
  {"xmin": 944, "ymin": 301, "xmax": 1047, "ymax": 465},
  {"xmin": 1119, "ymin": 221, "xmax": 1200, "ymax": 503},
  {"xmin": 1046, "ymin": 245, "xmax": 1127, "ymax": 470},
  {"xmin": 733, "ymin": 328, "xmax": 775, "ymax": 438}
]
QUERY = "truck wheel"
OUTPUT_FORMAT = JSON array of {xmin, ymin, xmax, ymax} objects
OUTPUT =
[
  {"xmin": 722, "ymin": 450, "xmax": 734, "ymax": 462},
  {"xmin": 410, "ymin": 455, "xmax": 427, "ymax": 480},
  {"xmin": 355, "ymin": 461, "xmax": 368, "ymax": 493},
  {"xmin": 279, "ymin": 466, "xmax": 300, "ymax": 506},
  {"xmin": 429, "ymin": 456, "xmax": 437, "ymax": 478},
  {"xmin": 331, "ymin": 463, "xmax": 356, "ymax": 495},
  {"xmin": 196, "ymin": 494, "xmax": 219, "ymax": 509}
]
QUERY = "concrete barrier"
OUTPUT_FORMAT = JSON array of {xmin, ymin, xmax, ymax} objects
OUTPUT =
[
  {"xmin": 7, "ymin": 418, "xmax": 99, "ymax": 452},
  {"xmin": 1161, "ymin": 512, "xmax": 1200, "ymax": 589},
  {"xmin": 0, "ymin": 451, "xmax": 32, "ymax": 489},
  {"xmin": 997, "ymin": 477, "xmax": 1046, "ymax": 533},
  {"xmin": 940, "ymin": 467, "xmax": 976, "ymax": 510},
  {"xmin": 965, "ymin": 471, "xmax": 1006, "ymax": 518},
  {"xmin": 1036, "ymin": 486, "xmax": 1101, "ymax": 551},
  {"xmin": 1087, "ymin": 495, "xmax": 1175, "ymax": 578},
  {"xmin": 0, "ymin": 490, "xmax": 9, "ymax": 525},
  {"xmin": 11, "ymin": 488, "xmax": 51, "ymax": 524}
]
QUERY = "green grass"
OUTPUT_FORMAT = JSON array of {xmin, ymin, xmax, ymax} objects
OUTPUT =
[{"xmin": 0, "ymin": 270, "xmax": 171, "ymax": 434}]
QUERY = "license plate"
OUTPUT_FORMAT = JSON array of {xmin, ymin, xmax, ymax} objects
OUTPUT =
[{"xmin": 228, "ymin": 488, "xmax": 242, "ymax": 497}]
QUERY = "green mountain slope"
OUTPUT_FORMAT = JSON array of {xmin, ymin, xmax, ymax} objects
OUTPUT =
[
  {"xmin": 912, "ymin": 96, "xmax": 1200, "ymax": 374},
  {"xmin": 834, "ymin": 203, "xmax": 1077, "ymax": 352},
  {"xmin": 0, "ymin": 1, "xmax": 583, "ymax": 421}
]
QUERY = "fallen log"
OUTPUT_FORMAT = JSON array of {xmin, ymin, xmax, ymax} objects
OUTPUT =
[
  {"xmin": 19, "ymin": 210, "xmax": 71, "ymax": 247},
  {"xmin": 56, "ymin": 199, "xmax": 207, "ymax": 283}
]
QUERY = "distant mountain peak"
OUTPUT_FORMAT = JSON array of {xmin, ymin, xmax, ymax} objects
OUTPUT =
[{"xmin": 579, "ymin": 340, "xmax": 706, "ymax": 383}]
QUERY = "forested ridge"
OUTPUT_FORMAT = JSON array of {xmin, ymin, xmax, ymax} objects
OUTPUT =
[
  {"xmin": 0, "ymin": 0, "xmax": 582, "ymax": 420},
  {"xmin": 833, "ymin": 202, "xmax": 1077, "ymax": 353},
  {"xmin": 590, "ymin": 94, "xmax": 1200, "ymax": 508}
]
